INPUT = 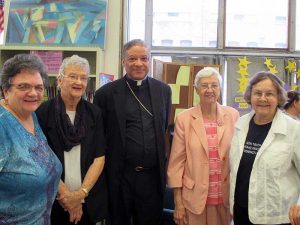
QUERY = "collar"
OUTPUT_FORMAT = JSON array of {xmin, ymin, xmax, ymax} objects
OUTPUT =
[
  {"xmin": 236, "ymin": 109, "xmax": 287, "ymax": 135},
  {"xmin": 125, "ymin": 74, "xmax": 148, "ymax": 87},
  {"xmin": 191, "ymin": 102, "xmax": 225, "ymax": 127}
]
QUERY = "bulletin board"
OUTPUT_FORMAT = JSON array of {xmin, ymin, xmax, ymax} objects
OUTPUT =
[{"xmin": 153, "ymin": 59, "xmax": 220, "ymax": 124}]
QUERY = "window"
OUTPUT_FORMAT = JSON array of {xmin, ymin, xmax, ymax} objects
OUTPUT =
[
  {"xmin": 225, "ymin": 0, "xmax": 289, "ymax": 48},
  {"xmin": 180, "ymin": 40, "xmax": 192, "ymax": 47},
  {"xmin": 0, "ymin": 32, "xmax": 4, "ymax": 45},
  {"xmin": 167, "ymin": 12, "xmax": 179, "ymax": 17},
  {"xmin": 296, "ymin": 0, "xmax": 300, "ymax": 50},
  {"xmin": 127, "ymin": 0, "xmax": 146, "ymax": 41},
  {"xmin": 152, "ymin": 0, "xmax": 219, "ymax": 47},
  {"xmin": 161, "ymin": 39, "xmax": 173, "ymax": 46},
  {"xmin": 246, "ymin": 42, "xmax": 258, "ymax": 47}
]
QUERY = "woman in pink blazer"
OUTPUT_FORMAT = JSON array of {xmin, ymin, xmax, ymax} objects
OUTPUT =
[{"xmin": 167, "ymin": 67, "xmax": 239, "ymax": 225}]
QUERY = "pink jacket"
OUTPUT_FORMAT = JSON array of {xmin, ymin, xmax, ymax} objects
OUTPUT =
[{"xmin": 167, "ymin": 103, "xmax": 239, "ymax": 214}]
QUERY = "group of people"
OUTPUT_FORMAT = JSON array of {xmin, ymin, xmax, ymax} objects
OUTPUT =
[{"xmin": 1, "ymin": 38, "xmax": 300, "ymax": 225}]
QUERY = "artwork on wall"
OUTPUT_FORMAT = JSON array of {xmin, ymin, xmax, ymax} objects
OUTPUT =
[{"xmin": 5, "ymin": 0, "xmax": 107, "ymax": 48}]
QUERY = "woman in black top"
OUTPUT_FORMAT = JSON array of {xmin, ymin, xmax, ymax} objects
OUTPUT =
[{"xmin": 36, "ymin": 55, "xmax": 107, "ymax": 225}]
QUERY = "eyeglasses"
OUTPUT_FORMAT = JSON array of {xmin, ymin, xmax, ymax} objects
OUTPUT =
[
  {"xmin": 252, "ymin": 91, "xmax": 277, "ymax": 99},
  {"xmin": 198, "ymin": 83, "xmax": 220, "ymax": 90},
  {"xmin": 64, "ymin": 74, "xmax": 89, "ymax": 83},
  {"xmin": 10, "ymin": 83, "xmax": 45, "ymax": 93}
]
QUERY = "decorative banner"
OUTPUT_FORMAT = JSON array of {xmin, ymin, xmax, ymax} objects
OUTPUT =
[
  {"xmin": 292, "ymin": 85, "xmax": 299, "ymax": 91},
  {"xmin": 285, "ymin": 60, "xmax": 296, "ymax": 73},
  {"xmin": 284, "ymin": 59, "xmax": 298, "ymax": 91},
  {"xmin": 264, "ymin": 58, "xmax": 278, "ymax": 74},
  {"xmin": 296, "ymin": 68, "xmax": 300, "ymax": 79},
  {"xmin": 232, "ymin": 94, "xmax": 251, "ymax": 112},
  {"xmin": 236, "ymin": 56, "xmax": 251, "ymax": 94}
]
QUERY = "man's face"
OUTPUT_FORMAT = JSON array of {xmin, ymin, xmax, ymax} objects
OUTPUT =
[{"xmin": 122, "ymin": 45, "xmax": 149, "ymax": 80}]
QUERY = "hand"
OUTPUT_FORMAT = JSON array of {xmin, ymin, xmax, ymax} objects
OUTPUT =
[
  {"xmin": 57, "ymin": 190, "xmax": 83, "ymax": 211},
  {"xmin": 290, "ymin": 205, "xmax": 300, "ymax": 225},
  {"xmin": 69, "ymin": 204, "xmax": 83, "ymax": 224},
  {"xmin": 173, "ymin": 203, "xmax": 187, "ymax": 225}
]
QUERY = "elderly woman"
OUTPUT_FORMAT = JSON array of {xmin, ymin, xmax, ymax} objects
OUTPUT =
[
  {"xmin": 282, "ymin": 90, "xmax": 300, "ymax": 120},
  {"xmin": 167, "ymin": 67, "xmax": 239, "ymax": 225},
  {"xmin": 230, "ymin": 71, "xmax": 300, "ymax": 225},
  {"xmin": 0, "ymin": 54, "xmax": 62, "ymax": 224},
  {"xmin": 36, "ymin": 55, "xmax": 107, "ymax": 225}
]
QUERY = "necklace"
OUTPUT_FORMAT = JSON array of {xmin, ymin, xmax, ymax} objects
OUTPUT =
[
  {"xmin": 126, "ymin": 81, "xmax": 153, "ymax": 117},
  {"xmin": 1, "ymin": 100, "xmax": 35, "ymax": 134}
]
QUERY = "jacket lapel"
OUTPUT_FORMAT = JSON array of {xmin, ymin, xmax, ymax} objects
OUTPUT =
[
  {"xmin": 148, "ymin": 78, "xmax": 161, "ymax": 122},
  {"xmin": 216, "ymin": 103, "xmax": 225, "ymax": 144},
  {"xmin": 255, "ymin": 109, "xmax": 287, "ymax": 159},
  {"xmin": 113, "ymin": 77, "xmax": 127, "ymax": 146},
  {"xmin": 191, "ymin": 105, "xmax": 209, "ymax": 156},
  {"xmin": 235, "ymin": 111, "xmax": 253, "ymax": 158},
  {"xmin": 216, "ymin": 104, "xmax": 226, "ymax": 158}
]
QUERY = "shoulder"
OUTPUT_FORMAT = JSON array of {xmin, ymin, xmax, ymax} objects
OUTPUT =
[
  {"xmin": 149, "ymin": 77, "xmax": 170, "ymax": 88},
  {"xmin": 176, "ymin": 106, "xmax": 197, "ymax": 121},
  {"xmin": 36, "ymin": 98, "xmax": 55, "ymax": 116},
  {"xmin": 83, "ymin": 100, "xmax": 102, "ymax": 116},
  {"xmin": 221, "ymin": 105, "xmax": 238, "ymax": 113},
  {"xmin": 95, "ymin": 78, "xmax": 124, "ymax": 96},
  {"xmin": 278, "ymin": 110, "xmax": 300, "ymax": 129},
  {"xmin": 220, "ymin": 105, "xmax": 239, "ymax": 118},
  {"xmin": 235, "ymin": 112, "xmax": 252, "ymax": 127}
]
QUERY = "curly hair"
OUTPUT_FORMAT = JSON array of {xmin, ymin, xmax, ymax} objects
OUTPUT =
[{"xmin": 0, "ymin": 54, "xmax": 48, "ymax": 91}]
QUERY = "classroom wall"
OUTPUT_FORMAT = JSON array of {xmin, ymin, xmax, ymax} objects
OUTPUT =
[{"xmin": 102, "ymin": 0, "xmax": 122, "ymax": 80}]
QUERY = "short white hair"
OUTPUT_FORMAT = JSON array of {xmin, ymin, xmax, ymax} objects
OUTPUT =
[
  {"xmin": 194, "ymin": 67, "xmax": 222, "ymax": 87},
  {"xmin": 58, "ymin": 55, "xmax": 90, "ymax": 79}
]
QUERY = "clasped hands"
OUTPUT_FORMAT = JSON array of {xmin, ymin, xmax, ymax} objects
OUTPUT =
[{"xmin": 57, "ymin": 189, "xmax": 85, "ymax": 224}]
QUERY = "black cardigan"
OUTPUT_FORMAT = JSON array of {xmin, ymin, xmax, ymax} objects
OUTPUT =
[{"xmin": 36, "ymin": 97, "xmax": 107, "ymax": 222}]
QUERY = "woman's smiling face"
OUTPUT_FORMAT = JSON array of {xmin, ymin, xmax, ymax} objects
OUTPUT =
[{"xmin": 251, "ymin": 78, "xmax": 279, "ymax": 122}]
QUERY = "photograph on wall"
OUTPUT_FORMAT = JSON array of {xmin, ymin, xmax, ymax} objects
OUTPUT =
[{"xmin": 5, "ymin": 0, "xmax": 107, "ymax": 48}]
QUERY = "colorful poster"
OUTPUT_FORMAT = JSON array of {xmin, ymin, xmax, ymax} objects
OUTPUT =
[
  {"xmin": 30, "ymin": 50, "xmax": 63, "ymax": 74},
  {"xmin": 6, "ymin": 0, "xmax": 107, "ymax": 48},
  {"xmin": 99, "ymin": 73, "xmax": 114, "ymax": 87}
]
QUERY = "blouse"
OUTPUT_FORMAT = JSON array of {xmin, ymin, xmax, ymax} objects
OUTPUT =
[{"xmin": 0, "ymin": 105, "xmax": 62, "ymax": 225}]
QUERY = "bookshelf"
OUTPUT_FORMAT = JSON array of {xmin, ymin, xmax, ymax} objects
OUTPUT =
[{"xmin": 0, "ymin": 45, "xmax": 104, "ymax": 101}]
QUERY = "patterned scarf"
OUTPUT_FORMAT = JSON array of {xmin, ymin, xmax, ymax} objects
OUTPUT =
[{"xmin": 54, "ymin": 93, "xmax": 86, "ymax": 152}]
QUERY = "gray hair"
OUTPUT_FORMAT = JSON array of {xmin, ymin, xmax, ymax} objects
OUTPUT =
[
  {"xmin": 58, "ymin": 55, "xmax": 90, "ymax": 79},
  {"xmin": 244, "ymin": 71, "xmax": 286, "ymax": 107},
  {"xmin": 194, "ymin": 67, "xmax": 223, "ymax": 87},
  {"xmin": 0, "ymin": 54, "xmax": 48, "ymax": 92},
  {"xmin": 122, "ymin": 39, "xmax": 150, "ymax": 58}
]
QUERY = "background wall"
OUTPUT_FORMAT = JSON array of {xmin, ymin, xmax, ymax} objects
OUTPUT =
[{"xmin": 103, "ymin": 0, "xmax": 122, "ymax": 79}]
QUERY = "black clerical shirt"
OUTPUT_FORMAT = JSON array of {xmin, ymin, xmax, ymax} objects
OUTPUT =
[{"xmin": 124, "ymin": 76, "xmax": 158, "ymax": 168}]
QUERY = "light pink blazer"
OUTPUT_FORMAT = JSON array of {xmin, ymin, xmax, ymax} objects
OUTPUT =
[{"xmin": 167, "ymin": 103, "xmax": 239, "ymax": 215}]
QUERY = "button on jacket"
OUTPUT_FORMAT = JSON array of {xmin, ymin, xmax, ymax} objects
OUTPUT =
[{"xmin": 230, "ymin": 109, "xmax": 300, "ymax": 224}]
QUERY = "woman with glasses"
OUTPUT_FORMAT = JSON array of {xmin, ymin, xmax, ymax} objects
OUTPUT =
[
  {"xmin": 167, "ymin": 67, "xmax": 239, "ymax": 225},
  {"xmin": 230, "ymin": 71, "xmax": 300, "ymax": 225},
  {"xmin": 0, "ymin": 54, "xmax": 62, "ymax": 224},
  {"xmin": 36, "ymin": 55, "xmax": 107, "ymax": 225}
]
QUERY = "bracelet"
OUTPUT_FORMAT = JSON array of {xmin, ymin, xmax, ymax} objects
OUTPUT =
[{"xmin": 81, "ymin": 187, "xmax": 89, "ymax": 197}]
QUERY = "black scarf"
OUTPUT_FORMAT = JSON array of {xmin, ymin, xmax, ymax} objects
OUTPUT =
[{"xmin": 54, "ymin": 94, "xmax": 86, "ymax": 152}]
